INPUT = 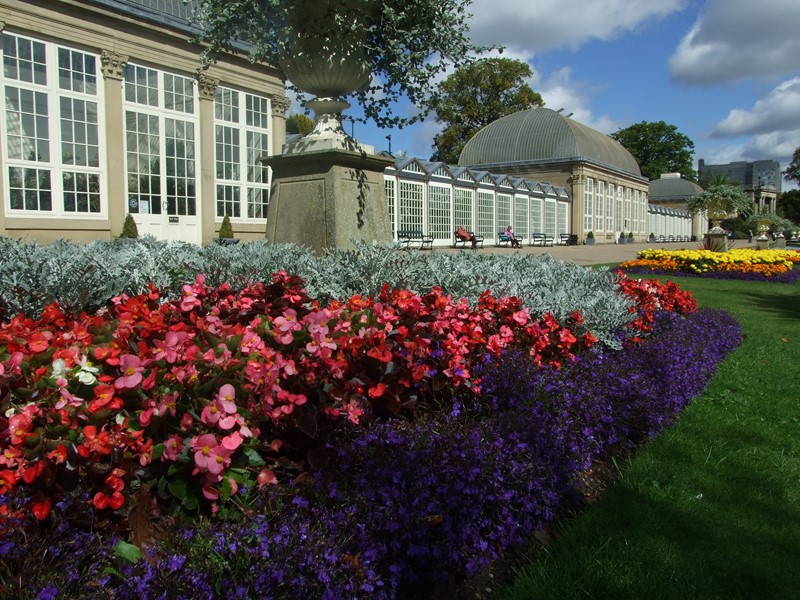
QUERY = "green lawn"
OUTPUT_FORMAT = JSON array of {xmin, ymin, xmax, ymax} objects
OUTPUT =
[{"xmin": 501, "ymin": 275, "xmax": 800, "ymax": 600}]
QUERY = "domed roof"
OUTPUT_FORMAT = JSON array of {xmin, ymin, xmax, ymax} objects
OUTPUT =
[
  {"xmin": 649, "ymin": 174, "xmax": 703, "ymax": 200},
  {"xmin": 458, "ymin": 107, "xmax": 641, "ymax": 176}
]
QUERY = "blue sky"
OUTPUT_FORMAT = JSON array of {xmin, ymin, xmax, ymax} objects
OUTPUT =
[{"xmin": 327, "ymin": 0, "xmax": 800, "ymax": 190}]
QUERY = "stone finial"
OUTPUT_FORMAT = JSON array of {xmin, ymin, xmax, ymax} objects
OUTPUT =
[
  {"xmin": 198, "ymin": 73, "xmax": 219, "ymax": 100},
  {"xmin": 271, "ymin": 94, "xmax": 291, "ymax": 118},
  {"xmin": 101, "ymin": 50, "xmax": 128, "ymax": 80}
]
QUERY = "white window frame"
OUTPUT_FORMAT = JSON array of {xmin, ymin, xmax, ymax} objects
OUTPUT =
[
  {"xmin": 123, "ymin": 62, "xmax": 198, "ymax": 218},
  {"xmin": 1, "ymin": 31, "xmax": 106, "ymax": 218},
  {"xmin": 213, "ymin": 85, "xmax": 272, "ymax": 222}
]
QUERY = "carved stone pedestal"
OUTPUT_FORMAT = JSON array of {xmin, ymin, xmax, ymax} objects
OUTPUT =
[
  {"xmin": 705, "ymin": 231, "xmax": 728, "ymax": 252},
  {"xmin": 264, "ymin": 150, "xmax": 393, "ymax": 254}
]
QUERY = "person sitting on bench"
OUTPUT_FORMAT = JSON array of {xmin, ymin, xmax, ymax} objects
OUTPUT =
[
  {"xmin": 457, "ymin": 225, "xmax": 478, "ymax": 249},
  {"xmin": 503, "ymin": 225, "xmax": 521, "ymax": 248}
]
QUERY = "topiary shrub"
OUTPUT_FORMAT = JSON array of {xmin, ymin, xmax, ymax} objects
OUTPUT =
[
  {"xmin": 120, "ymin": 214, "xmax": 138, "ymax": 239},
  {"xmin": 218, "ymin": 214, "xmax": 234, "ymax": 239}
]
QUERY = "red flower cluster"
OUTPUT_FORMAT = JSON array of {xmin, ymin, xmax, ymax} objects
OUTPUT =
[
  {"xmin": 616, "ymin": 271, "xmax": 698, "ymax": 339},
  {"xmin": 1, "ymin": 272, "xmax": 602, "ymax": 523}
]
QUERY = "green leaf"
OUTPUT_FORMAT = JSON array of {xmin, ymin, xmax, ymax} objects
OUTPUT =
[
  {"xmin": 243, "ymin": 447, "xmax": 266, "ymax": 467},
  {"xmin": 113, "ymin": 540, "xmax": 144, "ymax": 565},
  {"xmin": 168, "ymin": 478, "xmax": 188, "ymax": 500}
]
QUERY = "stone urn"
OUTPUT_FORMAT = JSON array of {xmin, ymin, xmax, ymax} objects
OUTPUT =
[{"xmin": 277, "ymin": 0, "xmax": 377, "ymax": 154}]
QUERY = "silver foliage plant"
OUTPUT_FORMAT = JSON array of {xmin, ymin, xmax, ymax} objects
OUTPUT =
[{"xmin": 0, "ymin": 239, "xmax": 634, "ymax": 347}]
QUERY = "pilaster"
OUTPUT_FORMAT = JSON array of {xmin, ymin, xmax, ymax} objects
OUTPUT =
[
  {"xmin": 271, "ymin": 94, "xmax": 291, "ymax": 155},
  {"xmin": 197, "ymin": 74, "xmax": 219, "ymax": 243},
  {"xmin": 101, "ymin": 50, "xmax": 128, "ymax": 237}
]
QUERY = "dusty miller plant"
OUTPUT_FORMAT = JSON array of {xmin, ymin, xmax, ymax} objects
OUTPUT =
[{"xmin": 0, "ymin": 239, "xmax": 635, "ymax": 347}]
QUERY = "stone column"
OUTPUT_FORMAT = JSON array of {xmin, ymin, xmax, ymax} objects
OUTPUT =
[
  {"xmin": 271, "ymin": 94, "xmax": 290, "ymax": 155},
  {"xmin": 570, "ymin": 171, "xmax": 585, "ymax": 242},
  {"xmin": 197, "ymin": 74, "xmax": 220, "ymax": 244},
  {"xmin": 101, "ymin": 50, "xmax": 128, "ymax": 238}
]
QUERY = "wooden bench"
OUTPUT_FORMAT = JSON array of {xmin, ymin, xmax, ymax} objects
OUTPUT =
[
  {"xmin": 530, "ymin": 232, "xmax": 554, "ymax": 247},
  {"xmin": 453, "ymin": 230, "xmax": 484, "ymax": 249},
  {"xmin": 496, "ymin": 231, "xmax": 523, "ymax": 248},
  {"xmin": 396, "ymin": 229, "xmax": 434, "ymax": 250}
]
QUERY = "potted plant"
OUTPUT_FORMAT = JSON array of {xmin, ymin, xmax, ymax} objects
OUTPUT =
[
  {"xmin": 193, "ymin": 0, "xmax": 493, "ymax": 132},
  {"xmin": 119, "ymin": 214, "xmax": 139, "ymax": 239},
  {"xmin": 618, "ymin": 231, "xmax": 626, "ymax": 244},
  {"xmin": 627, "ymin": 231, "xmax": 634, "ymax": 244},
  {"xmin": 585, "ymin": 231, "xmax": 595, "ymax": 246},
  {"xmin": 648, "ymin": 231, "xmax": 656, "ymax": 243},
  {"xmin": 217, "ymin": 214, "xmax": 240, "ymax": 246}
]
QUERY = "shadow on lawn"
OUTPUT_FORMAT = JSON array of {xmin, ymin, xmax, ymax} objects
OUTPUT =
[{"xmin": 742, "ymin": 289, "xmax": 800, "ymax": 321}]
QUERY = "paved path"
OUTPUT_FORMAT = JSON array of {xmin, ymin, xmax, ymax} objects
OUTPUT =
[{"xmin": 437, "ymin": 241, "xmax": 708, "ymax": 266}]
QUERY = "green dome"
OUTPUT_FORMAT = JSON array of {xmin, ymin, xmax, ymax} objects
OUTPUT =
[
  {"xmin": 458, "ymin": 107, "xmax": 641, "ymax": 176},
  {"xmin": 649, "ymin": 174, "xmax": 703, "ymax": 201}
]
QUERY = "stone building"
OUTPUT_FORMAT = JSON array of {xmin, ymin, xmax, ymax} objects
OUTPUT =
[
  {"xmin": 648, "ymin": 173, "xmax": 705, "ymax": 240},
  {"xmin": 458, "ymin": 107, "xmax": 651, "ymax": 244},
  {"xmin": 698, "ymin": 159, "xmax": 780, "ymax": 213},
  {"xmin": 0, "ymin": 0, "xmax": 289, "ymax": 244}
]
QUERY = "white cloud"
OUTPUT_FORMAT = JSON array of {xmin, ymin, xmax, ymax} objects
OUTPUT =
[
  {"xmin": 712, "ymin": 78, "xmax": 800, "ymax": 137},
  {"xmin": 468, "ymin": 0, "xmax": 685, "ymax": 54},
  {"xmin": 669, "ymin": 0, "xmax": 800, "ymax": 85},
  {"xmin": 535, "ymin": 67, "xmax": 624, "ymax": 134}
]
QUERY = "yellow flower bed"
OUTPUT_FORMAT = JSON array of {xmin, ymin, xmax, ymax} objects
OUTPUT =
[{"xmin": 620, "ymin": 248, "xmax": 800, "ymax": 277}]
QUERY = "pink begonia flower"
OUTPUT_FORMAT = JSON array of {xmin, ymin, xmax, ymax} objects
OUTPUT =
[
  {"xmin": 179, "ymin": 274, "xmax": 205, "ymax": 312},
  {"xmin": 163, "ymin": 435, "xmax": 184, "ymax": 461},
  {"xmin": 192, "ymin": 434, "xmax": 232, "ymax": 476},
  {"xmin": 272, "ymin": 309, "xmax": 301, "ymax": 344},
  {"xmin": 257, "ymin": 468, "xmax": 278, "ymax": 489},
  {"xmin": 202, "ymin": 343, "xmax": 232, "ymax": 365},
  {"xmin": 114, "ymin": 354, "xmax": 144, "ymax": 390},
  {"xmin": 240, "ymin": 330, "xmax": 265, "ymax": 353},
  {"xmin": 221, "ymin": 431, "xmax": 243, "ymax": 451},
  {"xmin": 345, "ymin": 399, "xmax": 365, "ymax": 424},
  {"xmin": 180, "ymin": 412, "xmax": 194, "ymax": 431},
  {"xmin": 191, "ymin": 433, "xmax": 219, "ymax": 471},
  {"xmin": 202, "ymin": 481, "xmax": 219, "ymax": 500},
  {"xmin": 227, "ymin": 477, "xmax": 238, "ymax": 496},
  {"xmin": 8, "ymin": 414, "xmax": 33, "ymax": 446},
  {"xmin": 206, "ymin": 445, "xmax": 232, "ymax": 476},
  {"xmin": 215, "ymin": 384, "xmax": 238, "ymax": 413}
]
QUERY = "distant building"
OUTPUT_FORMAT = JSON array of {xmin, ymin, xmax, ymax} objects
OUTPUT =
[
  {"xmin": 458, "ymin": 107, "xmax": 654, "ymax": 243},
  {"xmin": 648, "ymin": 173, "xmax": 706, "ymax": 240},
  {"xmin": 698, "ymin": 159, "xmax": 780, "ymax": 213}
]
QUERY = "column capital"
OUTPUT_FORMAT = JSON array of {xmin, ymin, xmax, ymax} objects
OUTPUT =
[
  {"xmin": 197, "ymin": 73, "xmax": 219, "ymax": 100},
  {"xmin": 271, "ymin": 94, "xmax": 291, "ymax": 118},
  {"xmin": 101, "ymin": 50, "xmax": 128, "ymax": 80}
]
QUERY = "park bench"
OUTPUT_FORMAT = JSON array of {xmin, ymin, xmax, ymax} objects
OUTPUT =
[
  {"xmin": 453, "ymin": 230, "xmax": 484, "ymax": 249},
  {"xmin": 558, "ymin": 233, "xmax": 578, "ymax": 246},
  {"xmin": 396, "ymin": 229, "xmax": 434, "ymax": 250},
  {"xmin": 530, "ymin": 232, "xmax": 554, "ymax": 247},
  {"xmin": 496, "ymin": 231, "xmax": 523, "ymax": 248}
]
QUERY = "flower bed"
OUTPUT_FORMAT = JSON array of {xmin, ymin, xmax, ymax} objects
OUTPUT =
[
  {"xmin": 619, "ymin": 248, "xmax": 800, "ymax": 282},
  {"xmin": 0, "ymin": 271, "xmax": 741, "ymax": 598}
]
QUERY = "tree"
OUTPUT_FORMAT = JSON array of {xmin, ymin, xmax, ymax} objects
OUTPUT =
[
  {"xmin": 286, "ymin": 113, "xmax": 314, "ymax": 135},
  {"xmin": 784, "ymin": 146, "xmax": 800, "ymax": 185},
  {"xmin": 192, "ymin": 0, "xmax": 494, "ymax": 129},
  {"xmin": 430, "ymin": 58, "xmax": 543, "ymax": 164},
  {"xmin": 610, "ymin": 121, "xmax": 696, "ymax": 181},
  {"xmin": 778, "ymin": 189, "xmax": 800, "ymax": 224}
]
